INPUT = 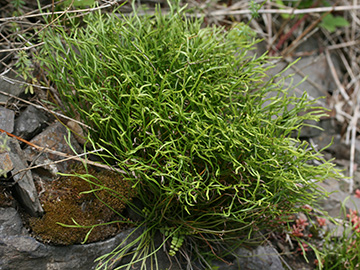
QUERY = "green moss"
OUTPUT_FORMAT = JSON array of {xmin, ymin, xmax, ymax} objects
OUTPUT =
[{"xmin": 29, "ymin": 166, "xmax": 135, "ymax": 245}]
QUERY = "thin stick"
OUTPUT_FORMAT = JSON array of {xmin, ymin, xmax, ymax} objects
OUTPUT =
[
  {"xmin": 3, "ymin": 3, "xmax": 360, "ymax": 23},
  {"xmin": 0, "ymin": 89, "xmax": 91, "ymax": 129},
  {"xmin": 349, "ymin": 101, "xmax": 359, "ymax": 194},
  {"xmin": 325, "ymin": 49, "xmax": 352, "ymax": 106},
  {"xmin": 0, "ymin": 73, "xmax": 52, "ymax": 90},
  {"xmin": 0, "ymin": 42, "xmax": 45, "ymax": 53},
  {"xmin": 274, "ymin": 0, "xmax": 320, "ymax": 52},
  {"xmin": 12, "ymin": 148, "xmax": 104, "ymax": 176},
  {"xmin": 0, "ymin": 0, "xmax": 77, "ymax": 64},
  {"xmin": 209, "ymin": 5, "xmax": 360, "ymax": 16},
  {"xmin": 264, "ymin": 2, "xmax": 272, "ymax": 51},
  {"xmin": 0, "ymin": 0, "xmax": 122, "ymax": 22},
  {"xmin": 268, "ymin": 5, "xmax": 298, "ymax": 54},
  {"xmin": 0, "ymin": 128, "xmax": 126, "ymax": 174},
  {"xmin": 327, "ymin": 40, "xmax": 360, "ymax": 51},
  {"xmin": 280, "ymin": 1, "xmax": 336, "ymax": 57}
]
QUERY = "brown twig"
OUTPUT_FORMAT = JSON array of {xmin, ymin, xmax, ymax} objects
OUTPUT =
[
  {"xmin": 182, "ymin": 222, "xmax": 233, "ymax": 265},
  {"xmin": 274, "ymin": 1, "xmax": 320, "ymax": 52},
  {"xmin": 280, "ymin": 1, "xmax": 337, "ymax": 57},
  {"xmin": 327, "ymin": 40, "xmax": 360, "ymax": 50}
]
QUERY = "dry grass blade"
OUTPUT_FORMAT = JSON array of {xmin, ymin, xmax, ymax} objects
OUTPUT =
[
  {"xmin": 209, "ymin": 5, "xmax": 360, "ymax": 16},
  {"xmin": 0, "ymin": 42, "xmax": 44, "ymax": 53},
  {"xmin": 0, "ymin": 128, "xmax": 126, "ymax": 174},
  {"xmin": 327, "ymin": 40, "xmax": 360, "ymax": 50},
  {"xmin": 0, "ymin": 0, "xmax": 121, "ymax": 22},
  {"xmin": 12, "ymin": 148, "xmax": 104, "ymax": 177},
  {"xmin": 325, "ymin": 49, "xmax": 352, "ymax": 105},
  {"xmin": 0, "ymin": 89, "xmax": 91, "ymax": 129}
]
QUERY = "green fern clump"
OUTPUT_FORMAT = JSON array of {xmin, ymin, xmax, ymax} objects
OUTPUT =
[{"xmin": 39, "ymin": 3, "xmax": 340, "ymax": 269}]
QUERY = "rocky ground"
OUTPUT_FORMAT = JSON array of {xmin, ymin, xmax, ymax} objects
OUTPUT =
[{"xmin": 1, "ymin": 1, "xmax": 360, "ymax": 269}]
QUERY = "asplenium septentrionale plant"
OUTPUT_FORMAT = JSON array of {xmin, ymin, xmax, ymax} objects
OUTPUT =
[{"xmin": 38, "ymin": 2, "xmax": 341, "ymax": 269}]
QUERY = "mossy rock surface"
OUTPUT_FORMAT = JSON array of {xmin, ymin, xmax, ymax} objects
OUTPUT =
[{"xmin": 29, "ymin": 166, "xmax": 135, "ymax": 245}]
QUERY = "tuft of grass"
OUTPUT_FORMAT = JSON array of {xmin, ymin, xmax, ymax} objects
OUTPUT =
[{"xmin": 38, "ymin": 2, "xmax": 342, "ymax": 269}]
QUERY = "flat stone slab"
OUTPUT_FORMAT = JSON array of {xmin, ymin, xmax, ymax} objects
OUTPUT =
[
  {"xmin": 24, "ymin": 122, "xmax": 83, "ymax": 175},
  {"xmin": 14, "ymin": 105, "xmax": 48, "ymax": 141},
  {"xmin": 0, "ymin": 208, "xmax": 180, "ymax": 270},
  {"xmin": 7, "ymin": 137, "xmax": 43, "ymax": 217},
  {"xmin": 0, "ymin": 207, "xmax": 140, "ymax": 270},
  {"xmin": 267, "ymin": 53, "xmax": 341, "ymax": 100},
  {"xmin": 0, "ymin": 106, "xmax": 15, "ymax": 133},
  {"xmin": 0, "ymin": 72, "xmax": 25, "ymax": 103},
  {"xmin": 318, "ymin": 178, "xmax": 360, "ymax": 219},
  {"xmin": 210, "ymin": 245, "xmax": 284, "ymax": 270},
  {"xmin": 0, "ymin": 206, "xmax": 286, "ymax": 270}
]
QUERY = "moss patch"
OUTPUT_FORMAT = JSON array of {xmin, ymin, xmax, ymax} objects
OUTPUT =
[{"xmin": 29, "ymin": 166, "xmax": 135, "ymax": 245}]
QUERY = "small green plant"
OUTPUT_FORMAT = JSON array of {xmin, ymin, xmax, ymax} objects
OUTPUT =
[
  {"xmin": 319, "ymin": 199, "xmax": 360, "ymax": 269},
  {"xmin": 63, "ymin": 0, "xmax": 95, "ymax": 7},
  {"xmin": 249, "ymin": 0, "xmax": 263, "ymax": 19},
  {"xmin": 319, "ymin": 13, "xmax": 350, "ymax": 33},
  {"xmin": 274, "ymin": 0, "xmax": 350, "ymax": 32},
  {"xmin": 14, "ymin": 50, "xmax": 37, "ymax": 94},
  {"xmin": 11, "ymin": 0, "xmax": 25, "ymax": 10},
  {"xmin": 39, "ymin": 2, "xmax": 341, "ymax": 269}
]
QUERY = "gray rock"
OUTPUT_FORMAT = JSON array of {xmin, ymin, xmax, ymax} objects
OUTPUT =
[
  {"xmin": 24, "ymin": 122, "xmax": 83, "ymax": 175},
  {"xmin": 14, "ymin": 105, "xmax": 48, "ymax": 141},
  {"xmin": 311, "ymin": 132, "xmax": 360, "ymax": 164},
  {"xmin": 318, "ymin": 178, "xmax": 360, "ymax": 219},
  {"xmin": 294, "ymin": 36, "xmax": 321, "ymax": 54},
  {"xmin": 7, "ymin": 137, "xmax": 43, "ymax": 217},
  {"xmin": 0, "ymin": 71, "xmax": 26, "ymax": 103},
  {"xmin": 0, "ymin": 106, "xmax": 15, "ymax": 133},
  {"xmin": 0, "ymin": 134, "xmax": 13, "ymax": 175},
  {"xmin": 268, "ymin": 53, "xmax": 340, "ymax": 100},
  {"xmin": 0, "ymin": 207, "xmax": 24, "ymax": 235},
  {"xmin": 299, "ymin": 118, "xmax": 339, "ymax": 139},
  {"xmin": 0, "ymin": 208, "xmax": 178, "ymax": 270},
  {"xmin": 101, "ymin": 231, "xmax": 182, "ymax": 270},
  {"xmin": 211, "ymin": 245, "xmax": 284, "ymax": 270},
  {"xmin": 0, "ymin": 206, "xmax": 285, "ymax": 270},
  {"xmin": 353, "ymin": 170, "xmax": 360, "ymax": 192}
]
